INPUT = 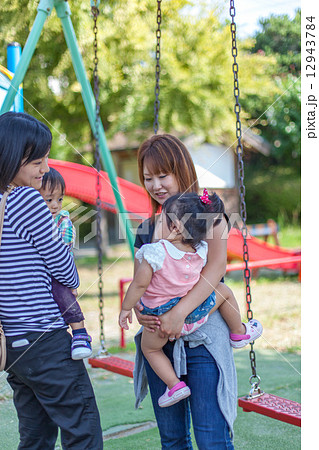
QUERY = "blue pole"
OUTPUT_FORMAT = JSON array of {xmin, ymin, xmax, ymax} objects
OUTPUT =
[
  {"xmin": 0, "ymin": 0, "xmax": 53, "ymax": 114},
  {"xmin": 7, "ymin": 42, "xmax": 24, "ymax": 112}
]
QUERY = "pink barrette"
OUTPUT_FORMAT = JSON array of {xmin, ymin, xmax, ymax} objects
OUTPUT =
[{"xmin": 199, "ymin": 188, "xmax": 212, "ymax": 205}]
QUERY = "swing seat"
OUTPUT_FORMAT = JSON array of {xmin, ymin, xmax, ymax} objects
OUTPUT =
[
  {"xmin": 88, "ymin": 356, "xmax": 134, "ymax": 378},
  {"xmin": 238, "ymin": 393, "xmax": 301, "ymax": 427}
]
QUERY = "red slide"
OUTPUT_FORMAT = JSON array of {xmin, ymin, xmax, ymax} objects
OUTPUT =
[
  {"xmin": 227, "ymin": 228, "xmax": 301, "ymax": 272},
  {"xmin": 49, "ymin": 159, "xmax": 300, "ymax": 272},
  {"xmin": 49, "ymin": 159, "xmax": 152, "ymax": 220}
]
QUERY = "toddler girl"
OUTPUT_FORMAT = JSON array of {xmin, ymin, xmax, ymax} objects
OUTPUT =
[
  {"xmin": 119, "ymin": 190, "xmax": 262, "ymax": 407},
  {"xmin": 39, "ymin": 168, "xmax": 92, "ymax": 360}
]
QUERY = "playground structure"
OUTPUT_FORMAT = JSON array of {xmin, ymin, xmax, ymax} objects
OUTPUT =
[
  {"xmin": 0, "ymin": 1, "xmax": 301, "ymax": 272},
  {"xmin": 117, "ymin": 251, "xmax": 301, "ymax": 349},
  {"xmin": 0, "ymin": 0, "xmax": 135, "ymax": 256},
  {"xmin": 1, "ymin": 0, "xmax": 301, "ymax": 431},
  {"xmin": 227, "ymin": 228, "xmax": 300, "ymax": 272},
  {"xmin": 48, "ymin": 159, "xmax": 152, "ymax": 220},
  {"xmin": 49, "ymin": 159, "xmax": 301, "ymax": 275},
  {"xmin": 90, "ymin": 1, "xmax": 301, "ymax": 427},
  {"xmin": 247, "ymin": 219, "xmax": 280, "ymax": 246},
  {"xmin": 0, "ymin": 43, "xmax": 23, "ymax": 113}
]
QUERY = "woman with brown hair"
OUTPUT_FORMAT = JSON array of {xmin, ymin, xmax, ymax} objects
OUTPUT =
[{"xmin": 133, "ymin": 133, "xmax": 237, "ymax": 449}]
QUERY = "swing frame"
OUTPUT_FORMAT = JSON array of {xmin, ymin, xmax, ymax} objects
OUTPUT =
[
  {"xmin": 5, "ymin": 1, "xmax": 299, "ymax": 427},
  {"xmin": 89, "ymin": 2, "xmax": 301, "ymax": 429},
  {"xmin": 229, "ymin": 0, "xmax": 301, "ymax": 427},
  {"xmin": 0, "ymin": 0, "xmax": 135, "ymax": 256}
]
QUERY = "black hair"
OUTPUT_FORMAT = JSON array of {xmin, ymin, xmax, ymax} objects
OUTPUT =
[
  {"xmin": 0, "ymin": 112, "xmax": 52, "ymax": 193},
  {"xmin": 41, "ymin": 167, "xmax": 65, "ymax": 195},
  {"xmin": 162, "ymin": 191, "xmax": 225, "ymax": 249}
]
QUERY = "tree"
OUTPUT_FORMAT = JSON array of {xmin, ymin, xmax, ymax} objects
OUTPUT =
[
  {"xmin": 261, "ymin": 74, "xmax": 301, "ymax": 166},
  {"xmin": 239, "ymin": 10, "xmax": 301, "ymax": 171},
  {"xmin": 0, "ymin": 0, "xmax": 278, "ymax": 162},
  {"xmin": 252, "ymin": 9, "xmax": 301, "ymax": 74}
]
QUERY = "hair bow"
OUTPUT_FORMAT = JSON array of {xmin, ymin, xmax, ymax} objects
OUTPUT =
[{"xmin": 199, "ymin": 188, "xmax": 212, "ymax": 205}]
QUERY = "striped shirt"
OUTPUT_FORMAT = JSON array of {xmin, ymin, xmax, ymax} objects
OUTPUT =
[{"xmin": 0, "ymin": 187, "xmax": 79, "ymax": 336}]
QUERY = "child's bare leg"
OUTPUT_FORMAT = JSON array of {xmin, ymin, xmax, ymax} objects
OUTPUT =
[
  {"xmin": 208, "ymin": 283, "xmax": 246, "ymax": 335},
  {"xmin": 141, "ymin": 328, "xmax": 180, "ymax": 389},
  {"xmin": 70, "ymin": 321, "xmax": 85, "ymax": 330}
]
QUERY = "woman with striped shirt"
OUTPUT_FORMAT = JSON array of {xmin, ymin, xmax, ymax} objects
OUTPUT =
[{"xmin": 0, "ymin": 112, "xmax": 102, "ymax": 449}]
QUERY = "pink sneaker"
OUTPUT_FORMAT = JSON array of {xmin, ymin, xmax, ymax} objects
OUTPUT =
[
  {"xmin": 230, "ymin": 319, "xmax": 263, "ymax": 349},
  {"xmin": 158, "ymin": 381, "xmax": 191, "ymax": 408}
]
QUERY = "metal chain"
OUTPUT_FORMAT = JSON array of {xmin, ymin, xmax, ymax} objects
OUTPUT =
[
  {"xmin": 92, "ymin": 1, "xmax": 106, "ymax": 353},
  {"xmin": 153, "ymin": 0, "xmax": 162, "ymax": 134},
  {"xmin": 229, "ymin": 0, "xmax": 258, "ymax": 383}
]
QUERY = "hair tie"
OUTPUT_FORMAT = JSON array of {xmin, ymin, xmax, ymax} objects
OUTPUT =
[{"xmin": 199, "ymin": 188, "xmax": 212, "ymax": 205}]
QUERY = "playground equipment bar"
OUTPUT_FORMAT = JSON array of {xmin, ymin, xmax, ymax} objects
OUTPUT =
[
  {"xmin": 118, "ymin": 254, "xmax": 301, "ymax": 348},
  {"xmin": 225, "ymin": 255, "xmax": 301, "ymax": 272},
  {"xmin": 0, "ymin": 0, "xmax": 135, "ymax": 257},
  {"xmin": 0, "ymin": 5, "xmax": 47, "ymax": 113},
  {"xmin": 7, "ymin": 43, "xmax": 24, "ymax": 112}
]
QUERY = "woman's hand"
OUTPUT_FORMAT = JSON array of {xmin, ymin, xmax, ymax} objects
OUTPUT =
[
  {"xmin": 133, "ymin": 300, "xmax": 161, "ymax": 332},
  {"xmin": 158, "ymin": 306, "xmax": 186, "ymax": 340}
]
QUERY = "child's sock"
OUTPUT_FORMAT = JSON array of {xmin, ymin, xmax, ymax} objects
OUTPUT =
[
  {"xmin": 71, "ymin": 328, "xmax": 92, "ymax": 360},
  {"xmin": 72, "ymin": 327, "xmax": 87, "ymax": 336}
]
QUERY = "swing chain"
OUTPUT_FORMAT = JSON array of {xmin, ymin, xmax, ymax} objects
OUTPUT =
[
  {"xmin": 229, "ymin": 0, "xmax": 258, "ymax": 380},
  {"xmin": 153, "ymin": 0, "xmax": 162, "ymax": 134},
  {"xmin": 247, "ymin": 375, "xmax": 264, "ymax": 399},
  {"xmin": 92, "ymin": 0, "xmax": 106, "ymax": 353}
]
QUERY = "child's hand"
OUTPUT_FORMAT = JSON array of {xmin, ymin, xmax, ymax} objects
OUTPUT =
[
  {"xmin": 71, "ymin": 289, "xmax": 78, "ymax": 297},
  {"xmin": 119, "ymin": 309, "xmax": 132, "ymax": 330}
]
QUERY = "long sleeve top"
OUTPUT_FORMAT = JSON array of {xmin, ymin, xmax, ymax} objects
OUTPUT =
[{"xmin": 0, "ymin": 187, "xmax": 79, "ymax": 336}]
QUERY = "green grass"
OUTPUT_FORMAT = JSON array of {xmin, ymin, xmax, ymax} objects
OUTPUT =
[
  {"xmin": 105, "ymin": 427, "xmax": 161, "ymax": 449},
  {"xmin": 234, "ymin": 350, "xmax": 301, "ymax": 450},
  {"xmin": 75, "ymin": 253, "xmax": 131, "ymax": 267},
  {"xmin": 0, "ymin": 350, "xmax": 300, "ymax": 449},
  {"xmin": 278, "ymin": 225, "xmax": 301, "ymax": 249},
  {"xmin": 0, "ymin": 226, "xmax": 300, "ymax": 448},
  {"xmin": 109, "ymin": 342, "xmax": 136, "ymax": 353}
]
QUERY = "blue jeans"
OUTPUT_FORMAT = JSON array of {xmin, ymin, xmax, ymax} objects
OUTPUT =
[
  {"xmin": 141, "ymin": 292, "xmax": 216, "ymax": 324},
  {"xmin": 144, "ymin": 342, "xmax": 234, "ymax": 449}
]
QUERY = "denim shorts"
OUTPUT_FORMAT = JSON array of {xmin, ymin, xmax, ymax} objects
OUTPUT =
[{"xmin": 141, "ymin": 291, "xmax": 216, "ymax": 324}]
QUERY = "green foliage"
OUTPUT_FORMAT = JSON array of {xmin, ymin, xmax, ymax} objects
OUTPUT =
[
  {"xmin": 241, "ymin": 10, "xmax": 301, "ymax": 171},
  {"xmin": 0, "ymin": 2, "xmax": 301, "ymax": 235},
  {"xmin": 252, "ymin": 9, "xmax": 301, "ymax": 74},
  {"xmin": 0, "ymin": 0, "xmax": 278, "ymax": 160},
  {"xmin": 262, "ymin": 75, "xmax": 301, "ymax": 166},
  {"xmin": 245, "ymin": 165, "xmax": 300, "ymax": 224},
  {"xmin": 243, "ymin": 74, "xmax": 301, "ymax": 168},
  {"xmin": 277, "ymin": 225, "xmax": 301, "ymax": 249}
]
